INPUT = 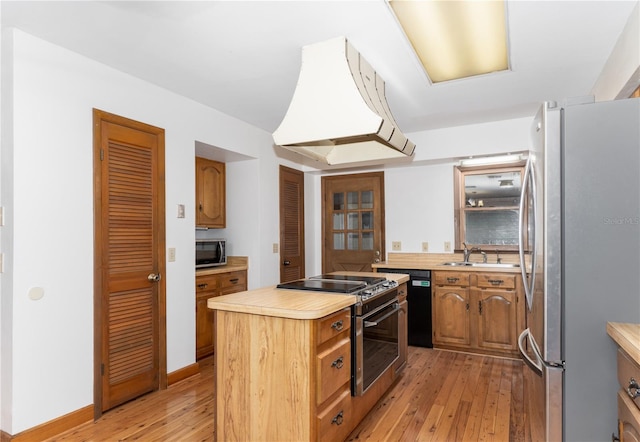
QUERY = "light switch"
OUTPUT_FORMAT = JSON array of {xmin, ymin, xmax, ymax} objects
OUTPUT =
[
  {"xmin": 177, "ymin": 204, "xmax": 185, "ymax": 218},
  {"xmin": 272, "ymin": 243, "xmax": 279, "ymax": 253},
  {"xmin": 422, "ymin": 242, "xmax": 429, "ymax": 252},
  {"xmin": 444, "ymin": 241, "xmax": 452, "ymax": 252},
  {"xmin": 168, "ymin": 248, "xmax": 176, "ymax": 262}
]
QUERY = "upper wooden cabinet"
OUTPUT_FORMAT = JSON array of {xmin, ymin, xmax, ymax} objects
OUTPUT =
[{"xmin": 195, "ymin": 157, "xmax": 226, "ymax": 228}]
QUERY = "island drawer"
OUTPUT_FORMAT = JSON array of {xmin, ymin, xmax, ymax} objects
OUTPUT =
[
  {"xmin": 434, "ymin": 272, "xmax": 470, "ymax": 287},
  {"xmin": 316, "ymin": 387, "xmax": 352, "ymax": 442},
  {"xmin": 195, "ymin": 274, "xmax": 219, "ymax": 293},
  {"xmin": 476, "ymin": 273, "xmax": 516, "ymax": 289},
  {"xmin": 316, "ymin": 336, "xmax": 351, "ymax": 405},
  {"xmin": 617, "ymin": 348, "xmax": 640, "ymax": 410},
  {"xmin": 317, "ymin": 308, "xmax": 351, "ymax": 345}
]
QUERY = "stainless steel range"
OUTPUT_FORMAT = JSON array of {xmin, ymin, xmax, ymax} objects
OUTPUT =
[{"xmin": 277, "ymin": 274, "xmax": 400, "ymax": 396}]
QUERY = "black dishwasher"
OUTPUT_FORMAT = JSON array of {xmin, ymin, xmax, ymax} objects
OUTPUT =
[{"xmin": 377, "ymin": 268, "xmax": 432, "ymax": 348}]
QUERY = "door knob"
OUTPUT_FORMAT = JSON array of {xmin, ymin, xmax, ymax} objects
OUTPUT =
[
  {"xmin": 283, "ymin": 260, "xmax": 290, "ymax": 266},
  {"xmin": 147, "ymin": 273, "xmax": 161, "ymax": 282}
]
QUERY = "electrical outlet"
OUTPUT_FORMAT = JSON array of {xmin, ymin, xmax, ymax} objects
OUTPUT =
[
  {"xmin": 168, "ymin": 247, "xmax": 176, "ymax": 262},
  {"xmin": 444, "ymin": 241, "xmax": 452, "ymax": 252},
  {"xmin": 392, "ymin": 241, "xmax": 402, "ymax": 251},
  {"xmin": 422, "ymin": 242, "xmax": 429, "ymax": 252}
]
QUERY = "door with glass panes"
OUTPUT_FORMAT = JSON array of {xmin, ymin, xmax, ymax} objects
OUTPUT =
[{"xmin": 321, "ymin": 172, "xmax": 385, "ymax": 273}]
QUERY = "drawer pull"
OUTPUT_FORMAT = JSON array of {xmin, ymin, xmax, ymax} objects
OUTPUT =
[
  {"xmin": 488, "ymin": 279, "xmax": 504, "ymax": 285},
  {"xmin": 627, "ymin": 378, "xmax": 640, "ymax": 399},
  {"xmin": 331, "ymin": 411, "xmax": 344, "ymax": 426},
  {"xmin": 331, "ymin": 320, "xmax": 344, "ymax": 331},
  {"xmin": 197, "ymin": 283, "xmax": 208, "ymax": 289},
  {"xmin": 331, "ymin": 356, "xmax": 344, "ymax": 369},
  {"xmin": 229, "ymin": 278, "xmax": 239, "ymax": 284},
  {"xmin": 446, "ymin": 277, "xmax": 459, "ymax": 284}
]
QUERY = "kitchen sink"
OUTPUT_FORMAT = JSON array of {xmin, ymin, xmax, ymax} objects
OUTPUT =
[{"xmin": 441, "ymin": 262, "xmax": 520, "ymax": 268}]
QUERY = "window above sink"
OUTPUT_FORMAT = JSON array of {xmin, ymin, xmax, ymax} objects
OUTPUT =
[{"xmin": 453, "ymin": 158, "xmax": 528, "ymax": 253}]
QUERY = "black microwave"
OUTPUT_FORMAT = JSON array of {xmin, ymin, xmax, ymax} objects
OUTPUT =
[{"xmin": 196, "ymin": 239, "xmax": 227, "ymax": 268}]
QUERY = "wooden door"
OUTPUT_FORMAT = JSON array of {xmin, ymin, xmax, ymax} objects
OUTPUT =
[
  {"xmin": 279, "ymin": 166, "xmax": 305, "ymax": 283},
  {"xmin": 321, "ymin": 172, "xmax": 385, "ymax": 273},
  {"xmin": 93, "ymin": 109, "xmax": 166, "ymax": 415}
]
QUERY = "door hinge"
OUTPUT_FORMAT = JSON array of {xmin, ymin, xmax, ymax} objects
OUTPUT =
[
  {"xmin": 101, "ymin": 363, "xmax": 104, "ymax": 376},
  {"xmin": 100, "ymin": 149, "xmax": 104, "ymax": 161}
]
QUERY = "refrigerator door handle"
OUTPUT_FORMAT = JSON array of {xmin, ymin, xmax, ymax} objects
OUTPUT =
[
  {"xmin": 519, "ymin": 158, "xmax": 537, "ymax": 310},
  {"xmin": 518, "ymin": 328, "xmax": 543, "ymax": 376}
]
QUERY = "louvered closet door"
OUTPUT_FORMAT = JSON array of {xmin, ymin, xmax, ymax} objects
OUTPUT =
[
  {"xmin": 279, "ymin": 166, "xmax": 305, "ymax": 283},
  {"xmin": 94, "ymin": 110, "xmax": 166, "ymax": 413}
]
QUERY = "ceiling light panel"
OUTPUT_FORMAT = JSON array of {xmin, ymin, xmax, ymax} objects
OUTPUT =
[{"xmin": 389, "ymin": 0, "xmax": 510, "ymax": 83}]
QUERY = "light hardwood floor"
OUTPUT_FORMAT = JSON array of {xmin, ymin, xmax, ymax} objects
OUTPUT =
[{"xmin": 44, "ymin": 348, "xmax": 528, "ymax": 441}]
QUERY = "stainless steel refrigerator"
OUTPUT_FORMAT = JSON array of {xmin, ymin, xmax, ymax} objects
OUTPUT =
[{"xmin": 518, "ymin": 98, "xmax": 640, "ymax": 441}]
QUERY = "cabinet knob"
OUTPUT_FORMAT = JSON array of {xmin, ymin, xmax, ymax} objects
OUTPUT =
[
  {"xmin": 331, "ymin": 411, "xmax": 344, "ymax": 426},
  {"xmin": 229, "ymin": 278, "xmax": 239, "ymax": 284},
  {"xmin": 331, "ymin": 320, "xmax": 344, "ymax": 331},
  {"xmin": 447, "ymin": 277, "xmax": 459, "ymax": 284},
  {"xmin": 331, "ymin": 356, "xmax": 344, "ymax": 369},
  {"xmin": 488, "ymin": 279, "xmax": 504, "ymax": 285},
  {"xmin": 197, "ymin": 283, "xmax": 208, "ymax": 289}
]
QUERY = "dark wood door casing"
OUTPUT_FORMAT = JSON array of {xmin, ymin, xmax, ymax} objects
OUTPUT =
[
  {"xmin": 279, "ymin": 166, "xmax": 305, "ymax": 283},
  {"xmin": 93, "ymin": 109, "xmax": 167, "ymax": 417}
]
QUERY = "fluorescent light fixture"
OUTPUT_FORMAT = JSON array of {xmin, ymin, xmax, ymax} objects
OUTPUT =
[
  {"xmin": 389, "ymin": 0, "xmax": 510, "ymax": 83},
  {"xmin": 460, "ymin": 153, "xmax": 524, "ymax": 167}
]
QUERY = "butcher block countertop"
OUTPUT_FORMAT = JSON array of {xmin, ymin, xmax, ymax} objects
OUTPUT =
[
  {"xmin": 607, "ymin": 322, "xmax": 640, "ymax": 365},
  {"xmin": 372, "ymin": 252, "xmax": 528, "ymax": 273},
  {"xmin": 196, "ymin": 256, "xmax": 248, "ymax": 276},
  {"xmin": 207, "ymin": 271, "xmax": 409, "ymax": 320}
]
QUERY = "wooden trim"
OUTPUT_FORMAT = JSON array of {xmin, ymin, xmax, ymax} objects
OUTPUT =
[
  {"xmin": 167, "ymin": 363, "xmax": 200, "ymax": 386},
  {"xmin": 8, "ymin": 405, "xmax": 93, "ymax": 442}
]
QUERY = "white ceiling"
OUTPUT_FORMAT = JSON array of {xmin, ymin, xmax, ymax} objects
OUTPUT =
[{"xmin": 1, "ymin": 1, "xmax": 637, "ymax": 135}]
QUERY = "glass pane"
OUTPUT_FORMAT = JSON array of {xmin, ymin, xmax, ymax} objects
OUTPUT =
[
  {"xmin": 347, "ymin": 191, "xmax": 359, "ymax": 210},
  {"xmin": 362, "ymin": 212, "xmax": 373, "ymax": 230},
  {"xmin": 362, "ymin": 232, "xmax": 373, "ymax": 250},
  {"xmin": 347, "ymin": 212, "xmax": 359, "ymax": 230},
  {"xmin": 465, "ymin": 171, "xmax": 522, "ymax": 207},
  {"xmin": 333, "ymin": 193, "xmax": 344, "ymax": 211},
  {"xmin": 361, "ymin": 191, "xmax": 373, "ymax": 209},
  {"xmin": 347, "ymin": 233, "xmax": 359, "ymax": 250},
  {"xmin": 333, "ymin": 213, "xmax": 344, "ymax": 230},
  {"xmin": 465, "ymin": 210, "xmax": 519, "ymax": 245},
  {"xmin": 333, "ymin": 233, "xmax": 345, "ymax": 250}
]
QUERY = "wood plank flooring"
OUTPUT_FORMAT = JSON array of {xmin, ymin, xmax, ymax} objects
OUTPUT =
[{"xmin": 43, "ymin": 348, "xmax": 528, "ymax": 441}]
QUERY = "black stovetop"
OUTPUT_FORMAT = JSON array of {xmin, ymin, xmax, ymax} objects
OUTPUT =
[{"xmin": 276, "ymin": 274, "xmax": 386, "ymax": 294}]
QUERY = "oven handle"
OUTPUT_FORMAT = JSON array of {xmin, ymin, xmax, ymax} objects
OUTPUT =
[{"xmin": 363, "ymin": 303, "xmax": 400, "ymax": 328}]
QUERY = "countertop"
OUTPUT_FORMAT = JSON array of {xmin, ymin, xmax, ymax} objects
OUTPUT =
[
  {"xmin": 207, "ymin": 272, "xmax": 409, "ymax": 320},
  {"xmin": 607, "ymin": 322, "xmax": 640, "ymax": 365},
  {"xmin": 373, "ymin": 252, "xmax": 527, "ymax": 274},
  {"xmin": 196, "ymin": 256, "xmax": 248, "ymax": 276}
]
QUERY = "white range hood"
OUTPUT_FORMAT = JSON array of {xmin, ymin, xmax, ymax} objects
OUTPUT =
[{"xmin": 272, "ymin": 36, "xmax": 415, "ymax": 166}]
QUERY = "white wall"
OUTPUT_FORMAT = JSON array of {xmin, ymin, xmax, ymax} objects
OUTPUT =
[
  {"xmin": 1, "ymin": 29, "xmax": 280, "ymax": 434},
  {"xmin": 592, "ymin": 1, "xmax": 640, "ymax": 100}
]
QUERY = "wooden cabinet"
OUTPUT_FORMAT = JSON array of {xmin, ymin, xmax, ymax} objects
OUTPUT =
[
  {"xmin": 195, "ymin": 157, "xmax": 225, "ymax": 228},
  {"xmin": 195, "ymin": 269, "xmax": 246, "ymax": 359},
  {"xmin": 214, "ymin": 307, "xmax": 353, "ymax": 441},
  {"xmin": 432, "ymin": 271, "xmax": 523, "ymax": 358},
  {"xmin": 615, "ymin": 346, "xmax": 640, "ymax": 441},
  {"xmin": 394, "ymin": 282, "xmax": 408, "ymax": 373}
]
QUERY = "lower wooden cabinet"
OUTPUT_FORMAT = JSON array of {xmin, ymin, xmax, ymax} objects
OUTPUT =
[
  {"xmin": 615, "ymin": 347, "xmax": 640, "ymax": 441},
  {"xmin": 432, "ymin": 271, "xmax": 523, "ymax": 358},
  {"xmin": 394, "ymin": 282, "xmax": 408, "ymax": 373},
  {"xmin": 195, "ymin": 269, "xmax": 247, "ymax": 360}
]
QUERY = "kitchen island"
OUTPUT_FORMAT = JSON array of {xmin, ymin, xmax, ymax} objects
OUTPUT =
[{"xmin": 207, "ymin": 272, "xmax": 409, "ymax": 441}]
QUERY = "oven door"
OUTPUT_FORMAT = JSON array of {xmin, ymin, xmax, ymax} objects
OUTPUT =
[{"xmin": 353, "ymin": 299, "xmax": 400, "ymax": 396}]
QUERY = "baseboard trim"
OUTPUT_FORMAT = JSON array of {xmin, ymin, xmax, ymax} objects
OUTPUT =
[
  {"xmin": 168, "ymin": 362, "xmax": 200, "ymax": 385},
  {"xmin": 8, "ymin": 404, "xmax": 93, "ymax": 442}
]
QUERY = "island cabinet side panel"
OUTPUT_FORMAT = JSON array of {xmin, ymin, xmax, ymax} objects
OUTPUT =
[{"xmin": 215, "ymin": 310, "xmax": 314, "ymax": 441}]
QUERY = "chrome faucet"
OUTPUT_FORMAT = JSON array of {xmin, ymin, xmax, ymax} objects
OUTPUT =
[{"xmin": 462, "ymin": 242, "xmax": 487, "ymax": 263}]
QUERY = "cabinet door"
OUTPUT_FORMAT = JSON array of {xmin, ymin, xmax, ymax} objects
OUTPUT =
[
  {"xmin": 196, "ymin": 292, "xmax": 215, "ymax": 359},
  {"xmin": 476, "ymin": 289, "xmax": 518, "ymax": 351},
  {"xmin": 432, "ymin": 287, "xmax": 470, "ymax": 347},
  {"xmin": 618, "ymin": 390, "xmax": 640, "ymax": 442},
  {"xmin": 196, "ymin": 157, "xmax": 226, "ymax": 228},
  {"xmin": 394, "ymin": 286, "xmax": 408, "ymax": 373}
]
